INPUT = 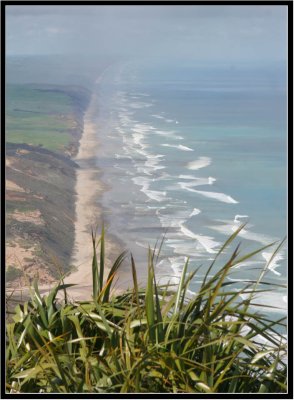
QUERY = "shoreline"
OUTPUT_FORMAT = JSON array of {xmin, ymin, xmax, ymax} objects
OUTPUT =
[
  {"xmin": 64, "ymin": 93, "xmax": 131, "ymax": 301},
  {"xmin": 6, "ymin": 77, "xmax": 134, "ymax": 304}
]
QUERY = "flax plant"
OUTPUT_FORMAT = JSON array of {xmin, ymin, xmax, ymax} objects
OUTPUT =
[{"xmin": 6, "ymin": 226, "xmax": 287, "ymax": 394}]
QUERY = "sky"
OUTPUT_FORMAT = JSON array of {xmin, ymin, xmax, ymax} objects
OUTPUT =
[{"xmin": 6, "ymin": 5, "xmax": 288, "ymax": 66}]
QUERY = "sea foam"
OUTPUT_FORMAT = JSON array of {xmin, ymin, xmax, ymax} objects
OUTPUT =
[
  {"xmin": 262, "ymin": 251, "xmax": 284, "ymax": 276},
  {"xmin": 178, "ymin": 177, "xmax": 216, "ymax": 191},
  {"xmin": 151, "ymin": 114, "xmax": 165, "ymax": 120},
  {"xmin": 186, "ymin": 157, "xmax": 211, "ymax": 170},
  {"xmin": 180, "ymin": 224, "xmax": 220, "ymax": 254},
  {"xmin": 209, "ymin": 219, "xmax": 277, "ymax": 246},
  {"xmin": 161, "ymin": 144, "xmax": 194, "ymax": 151},
  {"xmin": 234, "ymin": 214, "xmax": 249, "ymax": 223},
  {"xmin": 189, "ymin": 208, "xmax": 201, "ymax": 217},
  {"xmin": 192, "ymin": 189, "xmax": 238, "ymax": 204},
  {"xmin": 154, "ymin": 130, "xmax": 183, "ymax": 140},
  {"xmin": 132, "ymin": 176, "xmax": 167, "ymax": 202}
]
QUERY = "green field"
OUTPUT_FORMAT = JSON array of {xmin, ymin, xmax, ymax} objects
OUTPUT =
[{"xmin": 6, "ymin": 84, "xmax": 77, "ymax": 153}]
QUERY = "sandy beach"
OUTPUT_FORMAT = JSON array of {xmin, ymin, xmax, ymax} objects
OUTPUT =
[
  {"xmin": 6, "ymin": 78, "xmax": 134, "ymax": 304},
  {"xmin": 64, "ymin": 94, "xmax": 132, "ymax": 301}
]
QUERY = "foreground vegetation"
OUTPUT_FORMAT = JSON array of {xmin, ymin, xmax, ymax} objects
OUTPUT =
[{"xmin": 6, "ymin": 226, "xmax": 287, "ymax": 394}]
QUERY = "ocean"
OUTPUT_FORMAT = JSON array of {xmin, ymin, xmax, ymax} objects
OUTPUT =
[{"xmin": 89, "ymin": 61, "xmax": 287, "ymax": 315}]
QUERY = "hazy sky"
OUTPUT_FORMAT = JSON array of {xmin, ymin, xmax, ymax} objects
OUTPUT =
[{"xmin": 6, "ymin": 5, "xmax": 288, "ymax": 65}]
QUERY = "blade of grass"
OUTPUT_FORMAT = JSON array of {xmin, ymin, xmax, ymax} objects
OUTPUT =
[
  {"xmin": 92, "ymin": 229, "xmax": 99, "ymax": 300},
  {"xmin": 102, "ymin": 250, "xmax": 128, "ymax": 303},
  {"xmin": 131, "ymin": 254, "xmax": 139, "ymax": 305},
  {"xmin": 145, "ymin": 248, "xmax": 155, "ymax": 342},
  {"xmin": 174, "ymin": 257, "xmax": 189, "ymax": 316},
  {"xmin": 99, "ymin": 224, "xmax": 105, "ymax": 293}
]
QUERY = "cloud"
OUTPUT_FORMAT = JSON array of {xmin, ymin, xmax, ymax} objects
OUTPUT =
[
  {"xmin": 5, "ymin": 5, "xmax": 287, "ymax": 64},
  {"xmin": 45, "ymin": 27, "xmax": 67, "ymax": 35}
]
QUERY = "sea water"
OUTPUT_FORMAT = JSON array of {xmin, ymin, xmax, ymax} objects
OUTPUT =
[{"xmin": 90, "ymin": 61, "xmax": 287, "ymax": 315}]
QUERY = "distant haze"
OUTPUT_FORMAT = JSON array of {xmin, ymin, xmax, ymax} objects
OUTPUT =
[{"xmin": 6, "ymin": 5, "xmax": 287, "ymax": 66}]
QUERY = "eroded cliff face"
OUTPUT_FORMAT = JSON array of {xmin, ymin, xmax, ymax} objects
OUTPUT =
[{"xmin": 6, "ymin": 143, "xmax": 78, "ymax": 285}]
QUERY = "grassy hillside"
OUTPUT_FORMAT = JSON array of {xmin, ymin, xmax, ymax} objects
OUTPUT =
[{"xmin": 6, "ymin": 83, "xmax": 91, "ymax": 284}]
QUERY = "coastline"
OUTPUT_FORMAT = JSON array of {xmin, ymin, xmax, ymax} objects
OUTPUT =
[
  {"xmin": 6, "ymin": 83, "xmax": 90, "ymax": 290},
  {"xmin": 64, "ymin": 94, "xmax": 130, "ymax": 301},
  {"xmin": 6, "ymin": 77, "xmax": 133, "ymax": 304}
]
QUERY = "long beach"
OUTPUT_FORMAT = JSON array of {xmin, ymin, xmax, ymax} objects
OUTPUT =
[{"xmin": 64, "ymin": 91, "xmax": 131, "ymax": 301}]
